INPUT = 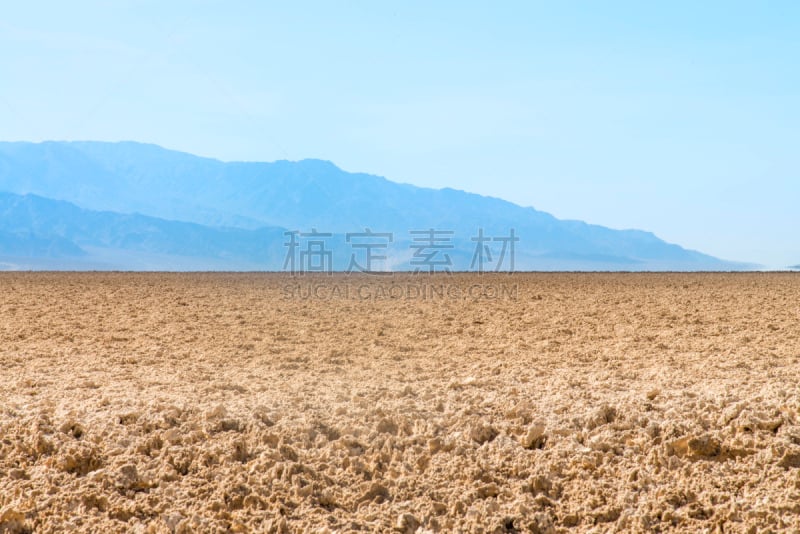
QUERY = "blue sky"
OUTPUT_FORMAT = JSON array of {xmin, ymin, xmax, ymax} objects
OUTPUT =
[{"xmin": 1, "ymin": 1, "xmax": 798, "ymax": 267}]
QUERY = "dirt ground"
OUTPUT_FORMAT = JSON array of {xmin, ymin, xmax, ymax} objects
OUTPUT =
[{"xmin": 1, "ymin": 273, "xmax": 799, "ymax": 533}]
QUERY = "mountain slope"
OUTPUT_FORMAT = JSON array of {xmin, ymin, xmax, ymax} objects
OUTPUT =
[
  {"xmin": 0, "ymin": 141, "xmax": 752, "ymax": 270},
  {"xmin": 0, "ymin": 192, "xmax": 287, "ymax": 269}
]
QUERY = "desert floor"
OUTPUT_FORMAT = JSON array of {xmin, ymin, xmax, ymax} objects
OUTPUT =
[{"xmin": 1, "ymin": 273, "xmax": 799, "ymax": 533}]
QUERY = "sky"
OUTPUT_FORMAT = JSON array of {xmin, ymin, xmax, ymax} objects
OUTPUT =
[{"xmin": 1, "ymin": 1, "xmax": 798, "ymax": 268}]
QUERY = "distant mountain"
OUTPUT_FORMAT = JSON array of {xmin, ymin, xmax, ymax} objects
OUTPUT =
[
  {"xmin": 0, "ymin": 141, "xmax": 754, "ymax": 271},
  {"xmin": 0, "ymin": 228, "xmax": 85, "ymax": 258},
  {"xmin": 0, "ymin": 192, "xmax": 287, "ymax": 270}
]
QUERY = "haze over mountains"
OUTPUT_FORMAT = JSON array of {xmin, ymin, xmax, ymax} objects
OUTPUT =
[{"xmin": 0, "ymin": 141, "xmax": 752, "ymax": 271}]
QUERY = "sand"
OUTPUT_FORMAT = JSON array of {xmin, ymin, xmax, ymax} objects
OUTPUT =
[{"xmin": 1, "ymin": 272, "xmax": 799, "ymax": 533}]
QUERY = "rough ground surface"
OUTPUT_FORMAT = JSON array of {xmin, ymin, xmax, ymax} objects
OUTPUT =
[{"xmin": 1, "ymin": 273, "xmax": 799, "ymax": 533}]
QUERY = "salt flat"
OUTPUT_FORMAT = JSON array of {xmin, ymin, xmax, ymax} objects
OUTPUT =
[{"xmin": 1, "ymin": 273, "xmax": 799, "ymax": 532}]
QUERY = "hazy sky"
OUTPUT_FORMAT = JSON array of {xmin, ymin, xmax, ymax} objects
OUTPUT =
[{"xmin": 1, "ymin": 1, "xmax": 798, "ymax": 267}]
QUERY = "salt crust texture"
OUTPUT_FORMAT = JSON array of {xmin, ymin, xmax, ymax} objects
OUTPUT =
[{"xmin": 1, "ymin": 273, "xmax": 799, "ymax": 533}]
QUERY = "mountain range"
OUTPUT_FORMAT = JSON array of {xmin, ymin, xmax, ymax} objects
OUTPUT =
[{"xmin": 0, "ymin": 141, "xmax": 753, "ymax": 271}]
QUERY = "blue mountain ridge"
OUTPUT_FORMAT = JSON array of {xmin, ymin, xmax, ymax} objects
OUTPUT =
[{"xmin": 0, "ymin": 141, "xmax": 755, "ymax": 271}]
